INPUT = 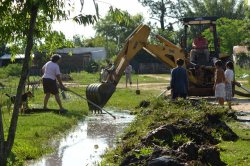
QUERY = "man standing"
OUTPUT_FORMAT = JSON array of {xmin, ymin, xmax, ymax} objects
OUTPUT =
[
  {"xmin": 42, "ymin": 54, "xmax": 67, "ymax": 111},
  {"xmin": 170, "ymin": 59, "xmax": 188, "ymax": 99},
  {"xmin": 125, "ymin": 64, "xmax": 133, "ymax": 88}
]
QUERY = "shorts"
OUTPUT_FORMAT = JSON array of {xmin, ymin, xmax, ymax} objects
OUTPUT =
[
  {"xmin": 215, "ymin": 83, "xmax": 225, "ymax": 98},
  {"xmin": 225, "ymin": 83, "xmax": 232, "ymax": 101},
  {"xmin": 42, "ymin": 78, "xmax": 59, "ymax": 95}
]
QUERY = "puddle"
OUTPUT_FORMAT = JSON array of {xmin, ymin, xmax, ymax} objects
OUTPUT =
[
  {"xmin": 27, "ymin": 110, "xmax": 134, "ymax": 166},
  {"xmin": 236, "ymin": 111, "xmax": 250, "ymax": 123}
]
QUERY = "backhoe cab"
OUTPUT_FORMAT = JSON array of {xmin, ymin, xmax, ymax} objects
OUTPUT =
[
  {"xmin": 181, "ymin": 17, "xmax": 222, "ymax": 66},
  {"xmin": 181, "ymin": 17, "xmax": 231, "ymax": 96},
  {"xmin": 85, "ymin": 18, "xmax": 231, "ymax": 111}
]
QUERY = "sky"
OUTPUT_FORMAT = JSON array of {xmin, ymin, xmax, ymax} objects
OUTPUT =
[{"xmin": 52, "ymin": 0, "xmax": 150, "ymax": 39}]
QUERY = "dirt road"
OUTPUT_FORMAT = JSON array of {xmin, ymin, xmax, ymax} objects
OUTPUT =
[{"xmin": 64, "ymin": 74, "xmax": 250, "ymax": 112}]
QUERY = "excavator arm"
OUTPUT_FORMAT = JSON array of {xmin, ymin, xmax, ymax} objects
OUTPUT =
[
  {"xmin": 86, "ymin": 24, "xmax": 186, "ymax": 110},
  {"xmin": 112, "ymin": 25, "xmax": 151, "ymax": 84}
]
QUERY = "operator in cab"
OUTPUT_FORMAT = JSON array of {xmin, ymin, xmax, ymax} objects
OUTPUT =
[{"xmin": 190, "ymin": 33, "xmax": 209, "ymax": 66}]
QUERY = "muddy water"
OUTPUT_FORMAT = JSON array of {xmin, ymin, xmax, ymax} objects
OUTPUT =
[
  {"xmin": 27, "ymin": 111, "xmax": 134, "ymax": 166},
  {"xmin": 236, "ymin": 111, "xmax": 250, "ymax": 123}
]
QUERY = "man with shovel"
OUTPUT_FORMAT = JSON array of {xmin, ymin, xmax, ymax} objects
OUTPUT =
[
  {"xmin": 170, "ymin": 58, "xmax": 188, "ymax": 99},
  {"xmin": 42, "ymin": 54, "xmax": 68, "ymax": 111}
]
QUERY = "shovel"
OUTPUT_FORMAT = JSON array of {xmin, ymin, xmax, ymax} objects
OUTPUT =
[
  {"xmin": 67, "ymin": 89, "xmax": 116, "ymax": 119},
  {"xmin": 235, "ymin": 82, "xmax": 250, "ymax": 94},
  {"xmin": 157, "ymin": 86, "xmax": 171, "ymax": 98},
  {"xmin": 136, "ymin": 78, "xmax": 140, "ymax": 95},
  {"xmin": 61, "ymin": 89, "xmax": 67, "ymax": 99}
]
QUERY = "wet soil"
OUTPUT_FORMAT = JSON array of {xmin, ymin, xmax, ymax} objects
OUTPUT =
[{"xmin": 120, "ymin": 112, "xmax": 238, "ymax": 166}]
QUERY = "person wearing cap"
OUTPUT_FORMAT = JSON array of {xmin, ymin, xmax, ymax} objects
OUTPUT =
[
  {"xmin": 170, "ymin": 58, "xmax": 188, "ymax": 99},
  {"xmin": 42, "ymin": 54, "xmax": 67, "ymax": 110}
]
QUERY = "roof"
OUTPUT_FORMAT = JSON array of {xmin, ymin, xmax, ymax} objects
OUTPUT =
[
  {"xmin": 0, "ymin": 54, "xmax": 27, "ymax": 60},
  {"xmin": 55, "ymin": 47, "xmax": 105, "ymax": 54},
  {"xmin": 55, "ymin": 47, "xmax": 107, "ymax": 61},
  {"xmin": 233, "ymin": 46, "xmax": 249, "ymax": 55},
  {"xmin": 181, "ymin": 17, "xmax": 220, "ymax": 25}
]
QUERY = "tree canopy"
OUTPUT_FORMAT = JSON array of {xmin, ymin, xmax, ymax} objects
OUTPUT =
[
  {"xmin": 182, "ymin": 0, "xmax": 246, "ymax": 19},
  {"xmin": 202, "ymin": 18, "xmax": 248, "ymax": 54},
  {"xmin": 93, "ymin": 10, "xmax": 144, "ymax": 58},
  {"xmin": 138, "ymin": 0, "xmax": 185, "ymax": 30}
]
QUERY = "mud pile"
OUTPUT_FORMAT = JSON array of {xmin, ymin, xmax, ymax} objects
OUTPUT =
[{"xmin": 117, "ymin": 99, "xmax": 238, "ymax": 166}]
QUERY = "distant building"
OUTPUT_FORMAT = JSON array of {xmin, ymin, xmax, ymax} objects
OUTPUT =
[
  {"xmin": 232, "ymin": 46, "xmax": 249, "ymax": 68},
  {"xmin": 33, "ymin": 47, "xmax": 107, "ymax": 72},
  {"xmin": 131, "ymin": 49, "xmax": 171, "ymax": 74},
  {"xmin": 0, "ymin": 54, "xmax": 34, "ymax": 67}
]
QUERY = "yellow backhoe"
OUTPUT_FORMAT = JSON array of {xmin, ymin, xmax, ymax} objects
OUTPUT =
[{"xmin": 85, "ymin": 17, "xmax": 248, "ymax": 111}]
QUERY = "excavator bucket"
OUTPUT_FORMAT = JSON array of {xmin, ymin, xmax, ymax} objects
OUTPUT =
[{"xmin": 86, "ymin": 83, "xmax": 116, "ymax": 110}]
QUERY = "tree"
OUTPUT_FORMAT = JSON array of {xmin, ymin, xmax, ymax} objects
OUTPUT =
[
  {"xmin": 36, "ymin": 31, "xmax": 75, "ymax": 54},
  {"xmin": 138, "ymin": 0, "xmax": 186, "ymax": 30},
  {"xmin": 182, "ymin": 0, "xmax": 246, "ymax": 19},
  {"xmin": 202, "ymin": 18, "xmax": 247, "ymax": 54},
  {"xmin": 94, "ymin": 11, "xmax": 144, "ymax": 58},
  {"xmin": 243, "ymin": 7, "xmax": 250, "ymax": 47},
  {"xmin": 0, "ymin": 1, "xmax": 99, "ymax": 165}
]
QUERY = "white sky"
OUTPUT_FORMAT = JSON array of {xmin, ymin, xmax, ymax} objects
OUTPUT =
[{"xmin": 52, "ymin": 0, "xmax": 150, "ymax": 39}]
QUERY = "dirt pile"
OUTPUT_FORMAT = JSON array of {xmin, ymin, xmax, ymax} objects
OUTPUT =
[{"xmin": 118, "ymin": 100, "xmax": 238, "ymax": 166}]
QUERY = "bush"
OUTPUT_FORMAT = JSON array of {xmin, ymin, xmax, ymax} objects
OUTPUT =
[
  {"xmin": 0, "ymin": 64, "xmax": 22, "ymax": 78},
  {"xmin": 85, "ymin": 60, "xmax": 99, "ymax": 73},
  {"xmin": 235, "ymin": 52, "xmax": 250, "ymax": 69}
]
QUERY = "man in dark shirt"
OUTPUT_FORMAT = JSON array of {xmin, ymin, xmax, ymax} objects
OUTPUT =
[{"xmin": 170, "ymin": 58, "xmax": 188, "ymax": 99}]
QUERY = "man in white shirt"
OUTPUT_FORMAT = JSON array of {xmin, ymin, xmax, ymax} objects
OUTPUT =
[
  {"xmin": 42, "ymin": 54, "xmax": 67, "ymax": 110},
  {"xmin": 125, "ymin": 64, "xmax": 133, "ymax": 87}
]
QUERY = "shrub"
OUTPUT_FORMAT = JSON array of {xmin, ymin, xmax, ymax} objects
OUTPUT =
[
  {"xmin": 0, "ymin": 64, "xmax": 22, "ymax": 78},
  {"xmin": 235, "ymin": 52, "xmax": 250, "ymax": 69},
  {"xmin": 85, "ymin": 60, "xmax": 99, "ymax": 73}
]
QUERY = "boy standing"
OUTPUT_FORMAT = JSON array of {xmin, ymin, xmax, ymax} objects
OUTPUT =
[
  {"xmin": 225, "ymin": 61, "xmax": 234, "ymax": 109},
  {"xmin": 214, "ymin": 60, "xmax": 226, "ymax": 106},
  {"xmin": 170, "ymin": 58, "xmax": 188, "ymax": 99},
  {"xmin": 125, "ymin": 64, "xmax": 133, "ymax": 88}
]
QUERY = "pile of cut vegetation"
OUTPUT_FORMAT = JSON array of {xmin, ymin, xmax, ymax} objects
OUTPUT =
[{"xmin": 102, "ymin": 98, "xmax": 238, "ymax": 165}]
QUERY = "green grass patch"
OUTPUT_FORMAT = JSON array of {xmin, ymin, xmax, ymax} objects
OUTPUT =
[{"xmin": 219, "ymin": 122, "xmax": 250, "ymax": 166}]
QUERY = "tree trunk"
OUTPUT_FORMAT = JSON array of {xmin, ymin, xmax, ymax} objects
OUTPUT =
[
  {"xmin": 0, "ymin": 106, "xmax": 7, "ymax": 165},
  {"xmin": 0, "ymin": 5, "xmax": 39, "ymax": 166},
  {"xmin": 160, "ymin": 0, "xmax": 165, "ymax": 30}
]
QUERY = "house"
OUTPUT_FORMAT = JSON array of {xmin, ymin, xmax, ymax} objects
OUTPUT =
[
  {"xmin": 131, "ymin": 49, "xmax": 171, "ymax": 74},
  {"xmin": 232, "ymin": 46, "xmax": 249, "ymax": 68},
  {"xmin": 33, "ymin": 47, "xmax": 107, "ymax": 72},
  {"xmin": 55, "ymin": 47, "xmax": 106, "ymax": 70},
  {"xmin": 0, "ymin": 54, "xmax": 34, "ymax": 67}
]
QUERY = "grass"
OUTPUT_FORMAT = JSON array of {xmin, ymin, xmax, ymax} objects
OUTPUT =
[
  {"xmin": 0, "ymin": 65, "xmax": 249, "ymax": 165},
  {"xmin": 1, "ymin": 87, "xmax": 89, "ymax": 165},
  {"xmin": 0, "ymin": 72, "xmax": 167, "ymax": 165},
  {"xmin": 219, "ymin": 122, "xmax": 250, "ymax": 166},
  {"xmin": 106, "ymin": 88, "xmax": 159, "ymax": 110},
  {"xmin": 69, "ymin": 71, "xmax": 169, "ymax": 85}
]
